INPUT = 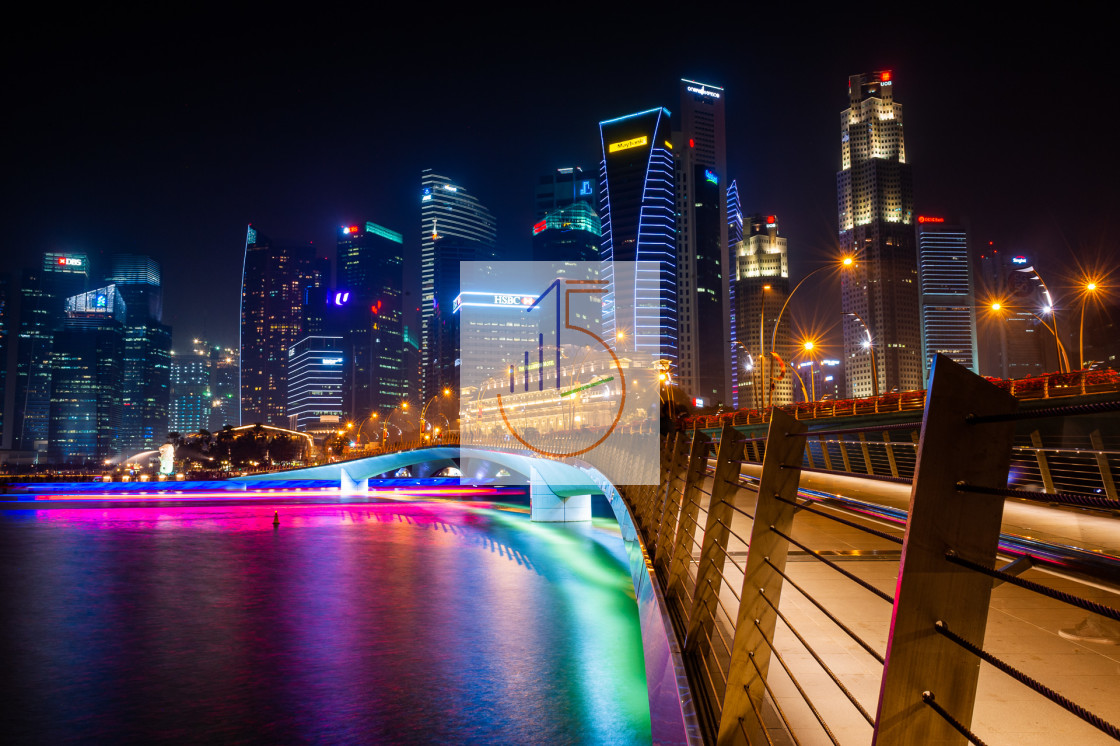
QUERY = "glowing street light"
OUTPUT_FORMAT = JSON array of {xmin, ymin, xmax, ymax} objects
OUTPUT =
[
  {"xmin": 844, "ymin": 312, "xmax": 879, "ymax": 397},
  {"xmin": 1080, "ymin": 278, "xmax": 1102, "ymax": 369}
]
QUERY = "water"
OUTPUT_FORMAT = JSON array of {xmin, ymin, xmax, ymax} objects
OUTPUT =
[{"xmin": 1, "ymin": 496, "xmax": 651, "ymax": 744}]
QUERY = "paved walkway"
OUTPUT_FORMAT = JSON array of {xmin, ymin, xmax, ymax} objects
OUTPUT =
[{"xmin": 684, "ymin": 469, "xmax": 1120, "ymax": 745}]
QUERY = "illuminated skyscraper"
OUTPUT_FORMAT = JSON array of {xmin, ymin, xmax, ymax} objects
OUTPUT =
[
  {"xmin": 338, "ymin": 221, "xmax": 406, "ymax": 420},
  {"xmin": 977, "ymin": 247, "xmax": 1051, "ymax": 379},
  {"xmin": 916, "ymin": 216, "xmax": 978, "ymax": 377},
  {"xmin": 534, "ymin": 167, "xmax": 597, "ymax": 220},
  {"xmin": 838, "ymin": 71, "xmax": 922, "ymax": 397},
  {"xmin": 731, "ymin": 216, "xmax": 792, "ymax": 409},
  {"xmin": 286, "ymin": 335, "xmax": 344, "ymax": 437},
  {"xmin": 675, "ymin": 79, "xmax": 728, "ymax": 407},
  {"xmin": 599, "ymin": 107, "xmax": 677, "ymax": 364},
  {"xmin": 240, "ymin": 226, "xmax": 325, "ymax": 426},
  {"xmin": 7, "ymin": 253, "xmax": 89, "ymax": 453},
  {"xmin": 107, "ymin": 254, "xmax": 171, "ymax": 451},
  {"xmin": 48, "ymin": 285, "xmax": 125, "ymax": 463},
  {"xmin": 532, "ymin": 201, "xmax": 601, "ymax": 264},
  {"xmin": 420, "ymin": 170, "xmax": 496, "ymax": 399},
  {"xmin": 170, "ymin": 343, "xmax": 211, "ymax": 435}
]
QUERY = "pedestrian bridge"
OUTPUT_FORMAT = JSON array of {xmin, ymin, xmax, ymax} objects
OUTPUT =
[{"xmin": 233, "ymin": 446, "xmax": 606, "ymax": 522}]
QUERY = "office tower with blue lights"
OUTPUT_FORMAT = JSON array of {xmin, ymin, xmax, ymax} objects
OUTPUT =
[
  {"xmin": 107, "ymin": 254, "xmax": 171, "ymax": 451},
  {"xmin": 286, "ymin": 335, "xmax": 344, "ymax": 437},
  {"xmin": 420, "ymin": 170, "xmax": 496, "ymax": 400},
  {"xmin": 169, "ymin": 342, "xmax": 211, "ymax": 435},
  {"xmin": 599, "ymin": 107, "xmax": 677, "ymax": 364},
  {"xmin": 731, "ymin": 216, "xmax": 792, "ymax": 409},
  {"xmin": 675, "ymin": 79, "xmax": 729, "ymax": 408},
  {"xmin": 534, "ymin": 167, "xmax": 598, "ymax": 220},
  {"xmin": 838, "ymin": 71, "xmax": 922, "ymax": 398},
  {"xmin": 916, "ymin": 216, "xmax": 978, "ymax": 377},
  {"xmin": 726, "ymin": 179, "xmax": 744, "ymax": 405},
  {"xmin": 337, "ymin": 221, "xmax": 406, "ymax": 421},
  {"xmin": 240, "ymin": 226, "xmax": 326, "ymax": 426},
  {"xmin": 48, "ymin": 285, "xmax": 125, "ymax": 463}
]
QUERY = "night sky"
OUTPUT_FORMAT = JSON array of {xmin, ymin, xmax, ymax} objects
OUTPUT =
[{"xmin": 6, "ymin": 14, "xmax": 1117, "ymax": 353}]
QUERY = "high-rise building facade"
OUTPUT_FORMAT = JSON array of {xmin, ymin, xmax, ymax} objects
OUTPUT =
[
  {"xmin": 838, "ymin": 71, "xmax": 922, "ymax": 398},
  {"xmin": 210, "ymin": 346, "xmax": 239, "ymax": 431},
  {"xmin": 107, "ymin": 254, "xmax": 171, "ymax": 452},
  {"xmin": 286, "ymin": 335, "xmax": 344, "ymax": 437},
  {"xmin": 7, "ymin": 253, "xmax": 89, "ymax": 452},
  {"xmin": 170, "ymin": 342, "xmax": 211, "ymax": 435},
  {"xmin": 240, "ymin": 226, "xmax": 325, "ymax": 426},
  {"xmin": 916, "ymin": 216, "xmax": 978, "ymax": 378},
  {"xmin": 48, "ymin": 285, "xmax": 125, "ymax": 463},
  {"xmin": 977, "ymin": 247, "xmax": 1051, "ymax": 379},
  {"xmin": 532, "ymin": 201, "xmax": 601, "ymax": 264},
  {"xmin": 599, "ymin": 107, "xmax": 677, "ymax": 364},
  {"xmin": 675, "ymin": 79, "xmax": 729, "ymax": 407},
  {"xmin": 534, "ymin": 167, "xmax": 598, "ymax": 220},
  {"xmin": 420, "ymin": 170, "xmax": 496, "ymax": 400},
  {"xmin": 337, "ymin": 221, "xmax": 406, "ymax": 421},
  {"xmin": 730, "ymin": 216, "xmax": 792, "ymax": 409}
]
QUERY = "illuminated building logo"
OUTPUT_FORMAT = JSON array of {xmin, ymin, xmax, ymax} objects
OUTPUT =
[
  {"xmin": 56, "ymin": 256, "xmax": 83, "ymax": 267},
  {"xmin": 686, "ymin": 85, "xmax": 721, "ymax": 99},
  {"xmin": 95, "ymin": 294, "xmax": 107, "ymax": 308},
  {"xmin": 918, "ymin": 216, "xmax": 945, "ymax": 224},
  {"xmin": 704, "ymin": 169, "xmax": 719, "ymax": 185},
  {"xmin": 608, "ymin": 136, "xmax": 648, "ymax": 154},
  {"xmin": 322, "ymin": 358, "xmax": 343, "ymax": 365},
  {"xmin": 1012, "ymin": 256, "xmax": 1028, "ymax": 264},
  {"xmin": 495, "ymin": 294, "xmax": 536, "ymax": 306},
  {"xmin": 533, "ymin": 220, "xmax": 547, "ymax": 235},
  {"xmin": 333, "ymin": 291, "xmax": 350, "ymax": 306},
  {"xmin": 579, "ymin": 180, "xmax": 593, "ymax": 196}
]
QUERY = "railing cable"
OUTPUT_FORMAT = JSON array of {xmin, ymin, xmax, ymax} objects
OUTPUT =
[
  {"xmin": 752, "ymin": 622, "xmax": 841, "ymax": 746},
  {"xmin": 775, "ymin": 495, "xmax": 904, "ymax": 545},
  {"xmin": 956, "ymin": 481, "xmax": 1120, "ymax": 511},
  {"xmin": 745, "ymin": 653, "xmax": 803, "ymax": 746},
  {"xmin": 771, "ymin": 527, "xmax": 895, "ymax": 604},
  {"xmin": 934, "ymin": 621, "xmax": 1120, "ymax": 740},
  {"xmin": 921, "ymin": 691, "xmax": 989, "ymax": 746},
  {"xmin": 945, "ymin": 550, "xmax": 1120, "ymax": 621},
  {"xmin": 966, "ymin": 399, "xmax": 1120, "ymax": 424}
]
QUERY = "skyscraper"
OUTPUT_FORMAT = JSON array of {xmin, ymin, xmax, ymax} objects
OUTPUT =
[
  {"xmin": 210, "ymin": 346, "xmax": 239, "ymax": 431},
  {"xmin": 730, "ymin": 216, "xmax": 792, "ymax": 409},
  {"xmin": 837, "ymin": 71, "xmax": 922, "ymax": 398},
  {"xmin": 599, "ymin": 107, "xmax": 677, "ymax": 364},
  {"xmin": 240, "ymin": 226, "xmax": 325, "ymax": 426},
  {"xmin": 420, "ymin": 170, "xmax": 496, "ymax": 399},
  {"xmin": 977, "ymin": 247, "xmax": 1052, "ymax": 379},
  {"xmin": 286, "ymin": 335, "xmax": 344, "ymax": 437},
  {"xmin": 48, "ymin": 285, "xmax": 125, "ymax": 463},
  {"xmin": 675, "ymin": 79, "xmax": 729, "ymax": 407},
  {"xmin": 337, "ymin": 221, "xmax": 406, "ymax": 421},
  {"xmin": 534, "ymin": 167, "xmax": 598, "ymax": 220},
  {"xmin": 916, "ymin": 216, "xmax": 978, "ymax": 378},
  {"xmin": 532, "ymin": 201, "xmax": 601, "ymax": 264},
  {"xmin": 726, "ymin": 179, "xmax": 744, "ymax": 406},
  {"xmin": 8, "ymin": 253, "xmax": 89, "ymax": 452},
  {"xmin": 107, "ymin": 254, "xmax": 171, "ymax": 451},
  {"xmin": 169, "ymin": 343, "xmax": 211, "ymax": 435}
]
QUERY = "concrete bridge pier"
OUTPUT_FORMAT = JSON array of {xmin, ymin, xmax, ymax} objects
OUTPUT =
[
  {"xmin": 340, "ymin": 469, "xmax": 369, "ymax": 495},
  {"xmin": 529, "ymin": 466, "xmax": 591, "ymax": 522}
]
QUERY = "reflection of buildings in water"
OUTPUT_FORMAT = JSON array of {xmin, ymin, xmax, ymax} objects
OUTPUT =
[{"xmin": 462, "ymin": 352, "xmax": 656, "ymax": 444}]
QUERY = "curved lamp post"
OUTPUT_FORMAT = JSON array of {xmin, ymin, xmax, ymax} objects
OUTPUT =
[
  {"xmin": 844, "ymin": 312, "xmax": 879, "ymax": 397},
  {"xmin": 1079, "ymin": 280, "xmax": 1100, "ymax": 370}
]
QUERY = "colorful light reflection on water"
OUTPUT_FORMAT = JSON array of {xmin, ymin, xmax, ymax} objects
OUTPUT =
[{"xmin": 1, "ymin": 492, "xmax": 651, "ymax": 744}]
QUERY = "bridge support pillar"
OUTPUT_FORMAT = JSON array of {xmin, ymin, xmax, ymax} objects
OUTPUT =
[
  {"xmin": 340, "ymin": 469, "xmax": 368, "ymax": 495},
  {"xmin": 529, "ymin": 467, "xmax": 591, "ymax": 522}
]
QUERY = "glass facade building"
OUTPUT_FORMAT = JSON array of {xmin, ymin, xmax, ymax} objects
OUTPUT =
[
  {"xmin": 240, "ymin": 225, "xmax": 326, "ymax": 426},
  {"xmin": 675, "ymin": 79, "xmax": 729, "ymax": 407},
  {"xmin": 916, "ymin": 217, "xmax": 978, "ymax": 377},
  {"xmin": 337, "ymin": 221, "xmax": 406, "ymax": 421},
  {"xmin": 286, "ymin": 335, "xmax": 344, "ymax": 435},
  {"xmin": 598, "ymin": 107, "xmax": 678, "ymax": 365},
  {"xmin": 170, "ymin": 344, "xmax": 211, "ymax": 435},
  {"xmin": 420, "ymin": 170, "xmax": 496, "ymax": 400}
]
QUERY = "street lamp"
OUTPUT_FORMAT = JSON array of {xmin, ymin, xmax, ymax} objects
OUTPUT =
[
  {"xmin": 1080, "ymin": 279, "xmax": 1101, "ymax": 370},
  {"xmin": 800, "ymin": 340, "xmax": 818, "ymax": 402},
  {"xmin": 844, "ymin": 312, "xmax": 879, "ymax": 397},
  {"xmin": 421, "ymin": 388, "xmax": 452, "ymax": 436},
  {"xmin": 766, "ymin": 255, "xmax": 856, "ymax": 409},
  {"xmin": 988, "ymin": 300, "xmax": 1069, "ymax": 374}
]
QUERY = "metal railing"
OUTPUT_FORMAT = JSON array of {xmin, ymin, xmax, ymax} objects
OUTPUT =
[{"xmin": 613, "ymin": 356, "xmax": 1120, "ymax": 745}]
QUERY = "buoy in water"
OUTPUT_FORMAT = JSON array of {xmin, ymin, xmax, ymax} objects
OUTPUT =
[{"xmin": 273, "ymin": 510, "xmax": 280, "ymax": 528}]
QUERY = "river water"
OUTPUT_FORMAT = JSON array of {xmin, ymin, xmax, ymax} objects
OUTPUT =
[{"xmin": 1, "ymin": 497, "xmax": 651, "ymax": 744}]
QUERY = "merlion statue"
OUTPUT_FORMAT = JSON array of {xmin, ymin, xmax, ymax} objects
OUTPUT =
[{"xmin": 159, "ymin": 444, "xmax": 175, "ymax": 475}]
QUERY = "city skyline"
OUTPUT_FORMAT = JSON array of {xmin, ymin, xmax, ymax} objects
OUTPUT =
[{"xmin": 6, "ymin": 18, "xmax": 1116, "ymax": 352}]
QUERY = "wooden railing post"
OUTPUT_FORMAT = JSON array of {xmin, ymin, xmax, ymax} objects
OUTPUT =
[
  {"xmin": 651, "ymin": 432, "xmax": 690, "ymax": 560},
  {"xmin": 666, "ymin": 430, "xmax": 713, "ymax": 601},
  {"xmin": 1030, "ymin": 429, "xmax": 1056, "ymax": 494},
  {"xmin": 717, "ymin": 409, "xmax": 808, "ymax": 745},
  {"xmin": 1090, "ymin": 429, "xmax": 1118, "ymax": 501},
  {"xmin": 883, "ymin": 431, "xmax": 900, "ymax": 478},
  {"xmin": 872, "ymin": 355, "xmax": 1018, "ymax": 745},
  {"xmin": 685, "ymin": 424, "xmax": 744, "ymax": 655}
]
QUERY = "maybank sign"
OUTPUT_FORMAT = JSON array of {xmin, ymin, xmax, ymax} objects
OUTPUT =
[
  {"xmin": 608, "ymin": 136, "xmax": 648, "ymax": 154},
  {"xmin": 687, "ymin": 85, "xmax": 721, "ymax": 99}
]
